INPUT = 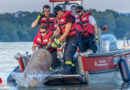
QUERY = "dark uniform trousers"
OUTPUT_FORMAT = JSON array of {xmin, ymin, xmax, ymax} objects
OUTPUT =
[
  {"xmin": 63, "ymin": 36, "xmax": 78, "ymax": 73},
  {"xmin": 51, "ymin": 49, "xmax": 60, "ymax": 69},
  {"xmin": 79, "ymin": 34, "xmax": 97, "ymax": 53}
]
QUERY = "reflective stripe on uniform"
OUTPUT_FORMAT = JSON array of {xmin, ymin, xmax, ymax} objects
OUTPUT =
[
  {"xmin": 72, "ymin": 64, "xmax": 75, "ymax": 67},
  {"xmin": 65, "ymin": 61, "xmax": 72, "ymax": 65}
]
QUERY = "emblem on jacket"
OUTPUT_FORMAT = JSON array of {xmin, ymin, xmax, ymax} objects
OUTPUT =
[
  {"xmin": 83, "ymin": 17, "xmax": 87, "ymax": 20},
  {"xmin": 60, "ymin": 19, "xmax": 64, "ymax": 22},
  {"xmin": 41, "ymin": 18, "xmax": 47, "ymax": 20},
  {"xmin": 43, "ymin": 39, "xmax": 48, "ymax": 42},
  {"xmin": 37, "ymin": 38, "xmax": 41, "ymax": 41}
]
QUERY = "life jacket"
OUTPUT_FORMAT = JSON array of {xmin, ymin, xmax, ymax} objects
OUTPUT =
[
  {"xmin": 76, "ymin": 12, "xmax": 95, "ymax": 36},
  {"xmin": 36, "ymin": 31, "xmax": 54, "ymax": 52},
  {"xmin": 39, "ymin": 14, "xmax": 55, "ymax": 31},
  {"xmin": 57, "ymin": 10, "xmax": 77, "ymax": 37}
]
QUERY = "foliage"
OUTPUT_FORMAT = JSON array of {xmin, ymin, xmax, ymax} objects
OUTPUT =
[
  {"xmin": 0, "ymin": 10, "xmax": 130, "ymax": 42},
  {"xmin": 87, "ymin": 9, "xmax": 130, "ymax": 40},
  {"xmin": 0, "ymin": 11, "xmax": 39, "ymax": 42}
]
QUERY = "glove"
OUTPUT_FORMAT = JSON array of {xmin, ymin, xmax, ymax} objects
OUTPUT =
[
  {"xmin": 51, "ymin": 39, "xmax": 63, "ymax": 48},
  {"xmin": 95, "ymin": 34, "xmax": 98, "ymax": 44},
  {"xmin": 37, "ymin": 13, "xmax": 44, "ymax": 20},
  {"xmin": 43, "ymin": 46, "xmax": 48, "ymax": 49},
  {"xmin": 50, "ymin": 35, "xmax": 60, "ymax": 40},
  {"xmin": 50, "ymin": 35, "xmax": 56, "ymax": 40}
]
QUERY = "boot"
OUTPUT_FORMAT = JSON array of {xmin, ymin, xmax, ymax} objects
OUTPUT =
[
  {"xmin": 70, "ymin": 66, "xmax": 76, "ymax": 74},
  {"xmin": 62, "ymin": 64, "xmax": 72, "ymax": 74}
]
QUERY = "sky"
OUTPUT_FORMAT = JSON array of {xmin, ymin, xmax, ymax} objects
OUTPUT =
[{"xmin": 0, "ymin": 0, "xmax": 130, "ymax": 13}]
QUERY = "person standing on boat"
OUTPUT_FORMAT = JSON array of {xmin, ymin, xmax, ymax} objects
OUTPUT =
[
  {"xmin": 51, "ymin": 6, "xmax": 78, "ymax": 74},
  {"xmin": 76, "ymin": 6, "xmax": 98, "ymax": 53},
  {"xmin": 31, "ymin": 5, "xmax": 55, "ymax": 32},
  {"xmin": 32, "ymin": 25, "xmax": 60, "ymax": 70}
]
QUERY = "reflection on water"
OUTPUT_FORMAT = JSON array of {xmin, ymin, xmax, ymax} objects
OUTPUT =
[
  {"xmin": 0, "ymin": 42, "xmax": 33, "ymax": 89},
  {"xmin": 0, "ymin": 41, "xmax": 129, "ymax": 90}
]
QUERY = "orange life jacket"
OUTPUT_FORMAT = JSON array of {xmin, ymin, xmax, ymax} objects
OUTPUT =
[
  {"xmin": 58, "ymin": 11, "xmax": 77, "ymax": 37},
  {"xmin": 39, "ymin": 14, "xmax": 55, "ymax": 31},
  {"xmin": 76, "ymin": 12, "xmax": 95, "ymax": 36}
]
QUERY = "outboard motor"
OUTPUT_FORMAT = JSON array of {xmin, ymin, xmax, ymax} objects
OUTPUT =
[
  {"xmin": 101, "ymin": 34, "xmax": 118, "ymax": 52},
  {"xmin": 118, "ymin": 58, "xmax": 130, "ymax": 82}
]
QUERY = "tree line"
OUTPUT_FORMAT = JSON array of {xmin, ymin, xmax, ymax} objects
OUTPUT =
[{"xmin": 0, "ymin": 9, "xmax": 130, "ymax": 42}]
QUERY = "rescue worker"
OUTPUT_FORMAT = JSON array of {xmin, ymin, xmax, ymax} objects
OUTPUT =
[
  {"xmin": 76, "ymin": 6, "xmax": 98, "ymax": 53},
  {"xmin": 51, "ymin": 6, "xmax": 78, "ymax": 74},
  {"xmin": 31, "ymin": 5, "xmax": 55, "ymax": 31},
  {"xmin": 32, "ymin": 25, "xmax": 60, "ymax": 70}
]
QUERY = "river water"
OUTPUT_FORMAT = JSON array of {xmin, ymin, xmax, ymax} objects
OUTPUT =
[{"xmin": 0, "ymin": 41, "xmax": 130, "ymax": 90}]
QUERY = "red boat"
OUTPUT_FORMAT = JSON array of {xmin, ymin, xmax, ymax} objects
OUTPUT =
[{"xmin": 7, "ymin": 0, "xmax": 130, "ymax": 86}]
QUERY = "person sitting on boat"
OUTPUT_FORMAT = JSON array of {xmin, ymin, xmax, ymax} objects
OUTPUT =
[
  {"xmin": 76, "ymin": 6, "xmax": 98, "ymax": 53},
  {"xmin": 51, "ymin": 5, "xmax": 78, "ymax": 74},
  {"xmin": 32, "ymin": 25, "xmax": 60, "ymax": 70},
  {"xmin": 31, "ymin": 5, "xmax": 55, "ymax": 32}
]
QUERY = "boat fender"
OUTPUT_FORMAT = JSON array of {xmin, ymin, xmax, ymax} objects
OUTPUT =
[{"xmin": 118, "ymin": 58, "xmax": 130, "ymax": 82}]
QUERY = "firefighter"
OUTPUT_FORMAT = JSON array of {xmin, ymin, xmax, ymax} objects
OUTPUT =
[
  {"xmin": 76, "ymin": 6, "xmax": 98, "ymax": 53},
  {"xmin": 51, "ymin": 6, "xmax": 78, "ymax": 74},
  {"xmin": 31, "ymin": 5, "xmax": 55, "ymax": 31},
  {"xmin": 32, "ymin": 25, "xmax": 60, "ymax": 70}
]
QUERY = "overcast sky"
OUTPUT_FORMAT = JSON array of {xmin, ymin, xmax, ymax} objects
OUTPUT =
[{"xmin": 0, "ymin": 0, "xmax": 130, "ymax": 13}]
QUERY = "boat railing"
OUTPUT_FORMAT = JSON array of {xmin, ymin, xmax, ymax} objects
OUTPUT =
[{"xmin": 80, "ymin": 48, "xmax": 130, "ymax": 57}]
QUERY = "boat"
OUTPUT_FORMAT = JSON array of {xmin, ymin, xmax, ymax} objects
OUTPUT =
[{"xmin": 7, "ymin": 0, "xmax": 130, "ymax": 86}]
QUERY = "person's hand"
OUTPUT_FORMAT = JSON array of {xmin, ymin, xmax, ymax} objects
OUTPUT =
[
  {"xmin": 51, "ymin": 39, "xmax": 63, "ymax": 48},
  {"xmin": 37, "ymin": 13, "xmax": 44, "ymax": 20},
  {"xmin": 50, "ymin": 35, "xmax": 60, "ymax": 40},
  {"xmin": 43, "ymin": 46, "xmax": 48, "ymax": 49},
  {"xmin": 95, "ymin": 34, "xmax": 98, "ymax": 44}
]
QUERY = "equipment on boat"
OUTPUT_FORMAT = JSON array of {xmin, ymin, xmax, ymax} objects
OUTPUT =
[
  {"xmin": 14, "ymin": 53, "xmax": 30, "ymax": 72},
  {"xmin": 101, "ymin": 34, "xmax": 118, "ymax": 52},
  {"xmin": 44, "ymin": 74, "xmax": 87, "ymax": 85},
  {"xmin": 122, "ymin": 36, "xmax": 130, "ymax": 49}
]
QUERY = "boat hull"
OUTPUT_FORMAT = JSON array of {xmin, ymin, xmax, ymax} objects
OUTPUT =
[
  {"xmin": 78, "ymin": 49, "xmax": 130, "ymax": 85},
  {"xmin": 7, "ymin": 49, "xmax": 130, "ymax": 85}
]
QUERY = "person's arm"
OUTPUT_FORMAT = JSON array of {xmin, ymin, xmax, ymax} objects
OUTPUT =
[
  {"xmin": 32, "ymin": 44, "xmax": 37, "ymax": 51},
  {"xmin": 93, "ymin": 24, "xmax": 98, "ymax": 35},
  {"xmin": 59, "ymin": 23, "xmax": 72, "ymax": 42},
  {"xmin": 31, "ymin": 13, "xmax": 44, "ymax": 28},
  {"xmin": 54, "ymin": 26, "xmax": 61, "ymax": 36},
  {"xmin": 89, "ymin": 15, "xmax": 98, "ymax": 34},
  {"xmin": 31, "ymin": 18, "xmax": 39, "ymax": 28},
  {"xmin": 32, "ymin": 35, "xmax": 38, "ymax": 51}
]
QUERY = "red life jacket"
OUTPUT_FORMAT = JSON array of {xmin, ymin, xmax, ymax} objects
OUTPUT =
[
  {"xmin": 76, "ymin": 12, "xmax": 95, "ymax": 36},
  {"xmin": 58, "ymin": 11, "xmax": 77, "ymax": 37},
  {"xmin": 36, "ymin": 31, "xmax": 54, "ymax": 52},
  {"xmin": 39, "ymin": 14, "xmax": 54, "ymax": 31}
]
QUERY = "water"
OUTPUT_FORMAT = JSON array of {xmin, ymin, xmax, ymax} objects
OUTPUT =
[{"xmin": 0, "ymin": 41, "xmax": 129, "ymax": 90}]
